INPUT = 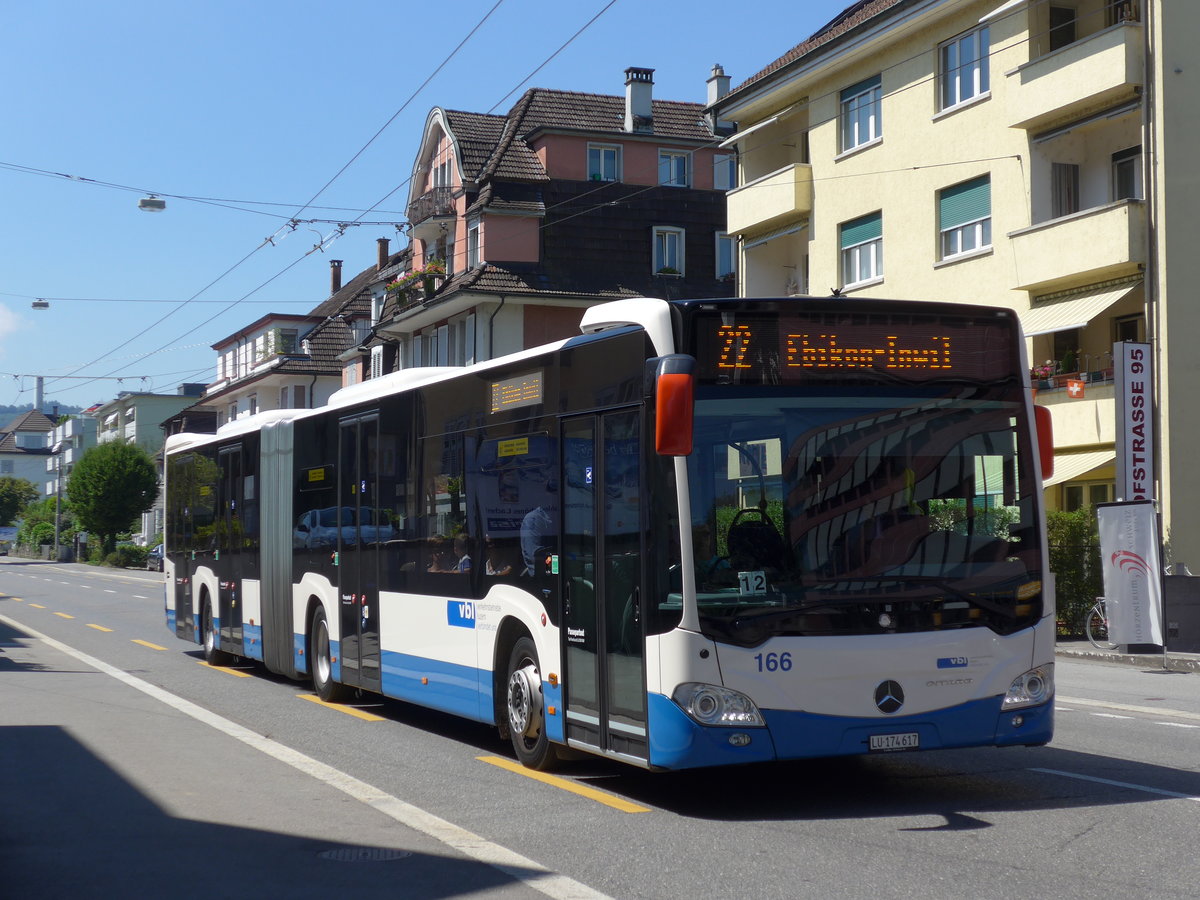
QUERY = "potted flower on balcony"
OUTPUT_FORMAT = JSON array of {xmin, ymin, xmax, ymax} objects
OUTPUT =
[
  {"xmin": 386, "ymin": 259, "xmax": 447, "ymax": 299},
  {"xmin": 655, "ymin": 266, "xmax": 682, "ymax": 278}
]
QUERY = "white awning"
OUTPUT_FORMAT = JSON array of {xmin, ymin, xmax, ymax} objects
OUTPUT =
[
  {"xmin": 1043, "ymin": 450, "xmax": 1116, "ymax": 488},
  {"xmin": 1020, "ymin": 283, "xmax": 1140, "ymax": 337},
  {"xmin": 743, "ymin": 221, "xmax": 807, "ymax": 250},
  {"xmin": 981, "ymin": 0, "xmax": 1028, "ymax": 23},
  {"xmin": 718, "ymin": 102, "xmax": 803, "ymax": 149}
]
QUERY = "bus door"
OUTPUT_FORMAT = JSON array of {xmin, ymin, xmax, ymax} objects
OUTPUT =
[
  {"xmin": 338, "ymin": 413, "xmax": 383, "ymax": 692},
  {"xmin": 217, "ymin": 445, "xmax": 244, "ymax": 651},
  {"xmin": 560, "ymin": 408, "xmax": 648, "ymax": 763},
  {"xmin": 169, "ymin": 452, "xmax": 195, "ymax": 640}
]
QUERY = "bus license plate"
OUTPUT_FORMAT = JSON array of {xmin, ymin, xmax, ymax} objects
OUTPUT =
[{"xmin": 869, "ymin": 732, "xmax": 919, "ymax": 752}]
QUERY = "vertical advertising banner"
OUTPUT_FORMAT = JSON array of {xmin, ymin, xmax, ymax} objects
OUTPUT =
[
  {"xmin": 1097, "ymin": 500, "xmax": 1164, "ymax": 647},
  {"xmin": 1113, "ymin": 341, "xmax": 1153, "ymax": 502}
]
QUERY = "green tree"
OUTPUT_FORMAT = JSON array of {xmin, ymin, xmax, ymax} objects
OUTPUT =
[
  {"xmin": 67, "ymin": 442, "xmax": 158, "ymax": 556},
  {"xmin": 1047, "ymin": 506, "xmax": 1103, "ymax": 634},
  {"xmin": 0, "ymin": 476, "xmax": 39, "ymax": 526}
]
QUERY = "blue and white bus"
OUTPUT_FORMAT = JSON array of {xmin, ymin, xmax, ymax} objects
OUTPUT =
[{"xmin": 164, "ymin": 295, "xmax": 1055, "ymax": 770}]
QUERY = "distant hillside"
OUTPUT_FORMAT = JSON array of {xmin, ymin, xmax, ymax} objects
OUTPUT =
[{"xmin": 0, "ymin": 403, "xmax": 84, "ymax": 424}]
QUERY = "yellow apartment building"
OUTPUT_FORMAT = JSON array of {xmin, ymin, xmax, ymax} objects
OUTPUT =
[{"xmin": 710, "ymin": 0, "xmax": 1200, "ymax": 561}]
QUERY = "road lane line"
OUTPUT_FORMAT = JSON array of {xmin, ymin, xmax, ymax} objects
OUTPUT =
[
  {"xmin": 0, "ymin": 613, "xmax": 612, "ymax": 900},
  {"xmin": 1031, "ymin": 768, "xmax": 1200, "ymax": 803},
  {"xmin": 478, "ymin": 755, "xmax": 652, "ymax": 814},
  {"xmin": 1155, "ymin": 722, "xmax": 1200, "ymax": 729},
  {"xmin": 29, "ymin": 603, "xmax": 46, "ymax": 609},
  {"xmin": 1058, "ymin": 695, "xmax": 1200, "ymax": 723},
  {"xmin": 131, "ymin": 639, "xmax": 167, "ymax": 651},
  {"xmin": 197, "ymin": 660, "xmax": 253, "ymax": 679},
  {"xmin": 87, "ymin": 624, "xmax": 113, "ymax": 632},
  {"xmin": 299, "ymin": 693, "xmax": 385, "ymax": 721},
  {"xmin": 1092, "ymin": 713, "xmax": 1134, "ymax": 720},
  {"xmin": 53, "ymin": 612, "xmax": 74, "ymax": 619}
]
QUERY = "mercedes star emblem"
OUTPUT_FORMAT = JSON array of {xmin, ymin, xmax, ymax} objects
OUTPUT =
[{"xmin": 874, "ymin": 680, "xmax": 904, "ymax": 714}]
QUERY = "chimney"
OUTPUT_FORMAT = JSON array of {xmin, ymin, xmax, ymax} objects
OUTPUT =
[
  {"xmin": 706, "ymin": 63, "xmax": 733, "ymax": 134},
  {"xmin": 377, "ymin": 237, "xmax": 390, "ymax": 271},
  {"xmin": 624, "ymin": 67, "xmax": 654, "ymax": 133},
  {"xmin": 330, "ymin": 259, "xmax": 343, "ymax": 294}
]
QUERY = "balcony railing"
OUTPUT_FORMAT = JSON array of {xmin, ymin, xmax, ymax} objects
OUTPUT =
[
  {"xmin": 726, "ymin": 163, "xmax": 813, "ymax": 237},
  {"xmin": 407, "ymin": 187, "xmax": 456, "ymax": 240},
  {"xmin": 1007, "ymin": 22, "xmax": 1142, "ymax": 132},
  {"xmin": 1008, "ymin": 200, "xmax": 1145, "ymax": 292}
]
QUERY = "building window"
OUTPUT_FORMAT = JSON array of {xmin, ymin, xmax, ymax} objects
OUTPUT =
[
  {"xmin": 0, "ymin": 461, "xmax": 12, "ymax": 474},
  {"xmin": 839, "ymin": 212, "xmax": 883, "ymax": 287},
  {"xmin": 653, "ymin": 227, "xmax": 685, "ymax": 275},
  {"xmin": 1052, "ymin": 163, "xmax": 1080, "ymax": 217},
  {"xmin": 658, "ymin": 151, "xmax": 689, "ymax": 187},
  {"xmin": 370, "ymin": 346, "xmax": 384, "ymax": 379},
  {"xmin": 713, "ymin": 154, "xmax": 736, "ymax": 191},
  {"xmin": 228, "ymin": 402, "xmax": 238, "ymax": 421},
  {"xmin": 1064, "ymin": 481, "xmax": 1113, "ymax": 512},
  {"xmin": 1112, "ymin": 146, "xmax": 1142, "ymax": 200},
  {"xmin": 371, "ymin": 292, "xmax": 385, "ymax": 326},
  {"xmin": 840, "ymin": 74, "xmax": 881, "ymax": 152},
  {"xmin": 247, "ymin": 394, "xmax": 258, "ymax": 415},
  {"xmin": 467, "ymin": 218, "xmax": 481, "ymax": 268},
  {"xmin": 716, "ymin": 233, "xmax": 736, "ymax": 279},
  {"xmin": 1048, "ymin": 6, "xmax": 1077, "ymax": 52},
  {"xmin": 1114, "ymin": 314, "xmax": 1143, "ymax": 343},
  {"xmin": 940, "ymin": 25, "xmax": 990, "ymax": 109},
  {"xmin": 938, "ymin": 175, "xmax": 991, "ymax": 259},
  {"xmin": 279, "ymin": 385, "xmax": 289, "ymax": 408},
  {"xmin": 587, "ymin": 144, "xmax": 621, "ymax": 182}
]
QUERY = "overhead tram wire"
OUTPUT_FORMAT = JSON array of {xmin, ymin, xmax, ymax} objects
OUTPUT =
[{"xmin": 38, "ymin": 0, "xmax": 513, "ymax": 394}]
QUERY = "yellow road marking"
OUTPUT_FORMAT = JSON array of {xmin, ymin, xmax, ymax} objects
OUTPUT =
[
  {"xmin": 298, "ymin": 693, "xmax": 385, "ymax": 721},
  {"xmin": 87, "ymin": 624, "xmax": 113, "ymax": 632},
  {"xmin": 53, "ymin": 612, "xmax": 75, "ymax": 619},
  {"xmin": 29, "ymin": 603, "xmax": 46, "ymax": 609},
  {"xmin": 132, "ymin": 639, "xmax": 167, "ymax": 651},
  {"xmin": 197, "ymin": 660, "xmax": 252, "ymax": 678},
  {"xmin": 477, "ymin": 755, "xmax": 652, "ymax": 813}
]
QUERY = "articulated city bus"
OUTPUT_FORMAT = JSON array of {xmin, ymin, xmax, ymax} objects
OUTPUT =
[{"xmin": 164, "ymin": 296, "xmax": 1055, "ymax": 770}]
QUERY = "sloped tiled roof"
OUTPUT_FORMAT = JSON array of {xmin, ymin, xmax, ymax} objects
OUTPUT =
[
  {"xmin": 443, "ymin": 110, "xmax": 508, "ymax": 182},
  {"xmin": 726, "ymin": 0, "xmax": 909, "ymax": 101},
  {"xmin": 2, "ymin": 410, "xmax": 55, "ymax": 433}
]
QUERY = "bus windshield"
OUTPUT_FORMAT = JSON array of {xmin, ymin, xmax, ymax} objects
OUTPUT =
[{"xmin": 686, "ymin": 383, "xmax": 1043, "ymax": 646}]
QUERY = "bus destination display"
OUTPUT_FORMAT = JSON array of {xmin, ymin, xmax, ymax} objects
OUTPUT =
[
  {"xmin": 694, "ymin": 314, "xmax": 1009, "ymax": 382},
  {"xmin": 490, "ymin": 371, "xmax": 544, "ymax": 413}
]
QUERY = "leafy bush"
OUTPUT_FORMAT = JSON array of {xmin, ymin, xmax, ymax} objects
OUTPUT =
[
  {"xmin": 1047, "ymin": 507, "xmax": 1103, "ymax": 634},
  {"xmin": 104, "ymin": 545, "xmax": 149, "ymax": 569}
]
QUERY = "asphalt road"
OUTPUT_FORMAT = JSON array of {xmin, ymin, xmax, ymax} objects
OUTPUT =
[{"xmin": 3, "ymin": 558, "xmax": 1199, "ymax": 900}]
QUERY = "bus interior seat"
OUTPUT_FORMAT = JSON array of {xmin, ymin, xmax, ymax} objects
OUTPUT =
[{"xmin": 727, "ymin": 507, "xmax": 786, "ymax": 571}]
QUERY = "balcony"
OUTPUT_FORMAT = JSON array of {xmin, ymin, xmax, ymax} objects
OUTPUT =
[
  {"xmin": 726, "ymin": 163, "xmax": 812, "ymax": 237},
  {"xmin": 1007, "ymin": 23, "xmax": 1142, "ymax": 132},
  {"xmin": 407, "ymin": 187, "xmax": 456, "ymax": 241},
  {"xmin": 1008, "ymin": 200, "xmax": 1144, "ymax": 293}
]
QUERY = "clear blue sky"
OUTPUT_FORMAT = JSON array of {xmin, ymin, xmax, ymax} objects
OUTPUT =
[{"xmin": 1, "ymin": 0, "xmax": 848, "ymax": 411}]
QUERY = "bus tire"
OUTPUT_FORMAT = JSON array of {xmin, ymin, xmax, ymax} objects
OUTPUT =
[
  {"xmin": 505, "ymin": 636, "xmax": 557, "ymax": 770},
  {"xmin": 311, "ymin": 606, "xmax": 351, "ymax": 703},
  {"xmin": 201, "ymin": 598, "xmax": 234, "ymax": 666}
]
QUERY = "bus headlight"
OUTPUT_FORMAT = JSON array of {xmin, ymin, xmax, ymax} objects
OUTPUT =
[
  {"xmin": 1002, "ymin": 665, "xmax": 1053, "ymax": 710},
  {"xmin": 673, "ymin": 683, "xmax": 765, "ymax": 727}
]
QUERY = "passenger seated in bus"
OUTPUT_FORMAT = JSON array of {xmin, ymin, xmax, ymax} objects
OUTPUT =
[
  {"xmin": 485, "ymin": 537, "xmax": 514, "ymax": 576},
  {"xmin": 453, "ymin": 533, "xmax": 471, "ymax": 572},
  {"xmin": 426, "ymin": 537, "xmax": 455, "ymax": 573},
  {"xmin": 692, "ymin": 523, "xmax": 730, "ymax": 585}
]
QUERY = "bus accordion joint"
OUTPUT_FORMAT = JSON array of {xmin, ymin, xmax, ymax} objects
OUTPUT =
[{"xmin": 652, "ymin": 354, "xmax": 696, "ymax": 456}]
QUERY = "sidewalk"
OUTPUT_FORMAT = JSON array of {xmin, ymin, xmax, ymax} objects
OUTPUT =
[{"xmin": 1055, "ymin": 639, "xmax": 1200, "ymax": 673}]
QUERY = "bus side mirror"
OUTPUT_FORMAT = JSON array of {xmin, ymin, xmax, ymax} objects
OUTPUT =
[
  {"xmin": 653, "ymin": 355, "xmax": 695, "ymax": 456},
  {"xmin": 1034, "ymin": 404, "xmax": 1054, "ymax": 480}
]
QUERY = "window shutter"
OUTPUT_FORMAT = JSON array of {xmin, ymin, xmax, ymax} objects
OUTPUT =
[
  {"xmin": 939, "ymin": 176, "xmax": 990, "ymax": 230},
  {"xmin": 840, "ymin": 212, "xmax": 882, "ymax": 248}
]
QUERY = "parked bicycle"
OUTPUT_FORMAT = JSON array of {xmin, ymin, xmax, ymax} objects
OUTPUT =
[{"xmin": 1085, "ymin": 597, "xmax": 1117, "ymax": 650}]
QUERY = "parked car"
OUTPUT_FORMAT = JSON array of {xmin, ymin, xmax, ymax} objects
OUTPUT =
[{"xmin": 147, "ymin": 543, "xmax": 164, "ymax": 571}]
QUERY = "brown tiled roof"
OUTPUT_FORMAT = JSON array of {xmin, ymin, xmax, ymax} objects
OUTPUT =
[
  {"xmin": 2, "ymin": 410, "xmax": 56, "ymax": 433},
  {"xmin": 466, "ymin": 182, "xmax": 546, "ymax": 217},
  {"xmin": 725, "ymin": 0, "xmax": 910, "ymax": 102},
  {"xmin": 443, "ymin": 110, "xmax": 508, "ymax": 182}
]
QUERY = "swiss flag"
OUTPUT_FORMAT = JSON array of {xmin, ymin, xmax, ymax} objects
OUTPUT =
[{"xmin": 1067, "ymin": 379, "xmax": 1086, "ymax": 398}]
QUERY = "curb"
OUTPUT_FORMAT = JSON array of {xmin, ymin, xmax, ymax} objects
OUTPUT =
[{"xmin": 1055, "ymin": 644, "xmax": 1200, "ymax": 674}]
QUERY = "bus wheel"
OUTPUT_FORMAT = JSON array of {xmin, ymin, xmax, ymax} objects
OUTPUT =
[
  {"xmin": 201, "ymin": 599, "xmax": 234, "ymax": 666},
  {"xmin": 311, "ymin": 607, "xmax": 350, "ymax": 703},
  {"xmin": 506, "ymin": 636, "xmax": 556, "ymax": 770}
]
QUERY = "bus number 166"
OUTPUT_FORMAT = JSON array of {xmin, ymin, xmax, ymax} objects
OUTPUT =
[{"xmin": 755, "ymin": 652, "xmax": 793, "ymax": 672}]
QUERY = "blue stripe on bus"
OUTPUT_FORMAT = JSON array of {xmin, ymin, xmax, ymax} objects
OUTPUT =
[
  {"xmin": 241, "ymin": 623, "xmax": 263, "ymax": 661},
  {"xmin": 646, "ymin": 693, "xmax": 1054, "ymax": 770},
  {"xmin": 293, "ymin": 633, "xmax": 307, "ymax": 675},
  {"xmin": 380, "ymin": 650, "xmax": 493, "ymax": 724},
  {"xmin": 543, "ymin": 680, "xmax": 564, "ymax": 743}
]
